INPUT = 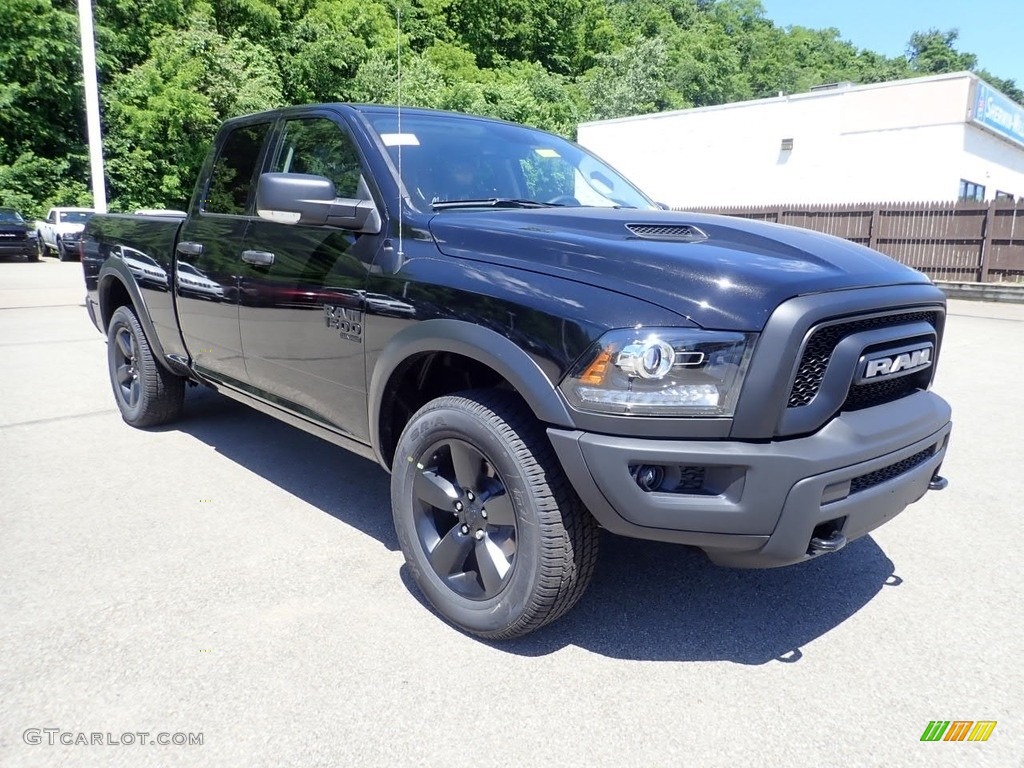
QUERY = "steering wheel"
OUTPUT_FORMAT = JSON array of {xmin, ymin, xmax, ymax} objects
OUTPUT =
[{"xmin": 546, "ymin": 195, "xmax": 581, "ymax": 206}]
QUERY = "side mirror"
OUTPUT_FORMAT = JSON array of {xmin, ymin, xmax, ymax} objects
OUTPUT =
[{"xmin": 255, "ymin": 173, "xmax": 381, "ymax": 233}]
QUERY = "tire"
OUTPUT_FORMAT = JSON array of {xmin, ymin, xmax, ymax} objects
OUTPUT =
[
  {"xmin": 36, "ymin": 234, "xmax": 46, "ymax": 259},
  {"xmin": 391, "ymin": 389, "xmax": 599, "ymax": 639},
  {"xmin": 56, "ymin": 236, "xmax": 69, "ymax": 261},
  {"xmin": 26, "ymin": 246, "xmax": 38, "ymax": 262},
  {"xmin": 106, "ymin": 305, "xmax": 184, "ymax": 427}
]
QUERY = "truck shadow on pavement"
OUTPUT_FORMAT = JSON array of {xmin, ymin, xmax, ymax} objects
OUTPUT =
[
  {"xmin": 481, "ymin": 533, "xmax": 897, "ymax": 664},
  {"xmin": 175, "ymin": 387, "xmax": 898, "ymax": 664},
  {"xmin": 171, "ymin": 386, "xmax": 400, "ymax": 551}
]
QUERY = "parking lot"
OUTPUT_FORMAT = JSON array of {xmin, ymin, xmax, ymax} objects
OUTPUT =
[{"xmin": 1, "ymin": 257, "xmax": 1021, "ymax": 767}]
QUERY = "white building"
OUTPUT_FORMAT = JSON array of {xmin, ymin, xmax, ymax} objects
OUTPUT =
[{"xmin": 577, "ymin": 72, "xmax": 1024, "ymax": 208}]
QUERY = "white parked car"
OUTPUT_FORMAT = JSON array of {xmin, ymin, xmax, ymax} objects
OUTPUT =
[
  {"xmin": 176, "ymin": 261, "xmax": 224, "ymax": 300},
  {"xmin": 120, "ymin": 246, "xmax": 169, "ymax": 290},
  {"xmin": 35, "ymin": 207, "xmax": 95, "ymax": 261}
]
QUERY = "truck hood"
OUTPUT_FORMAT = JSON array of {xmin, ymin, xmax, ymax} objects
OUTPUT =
[{"xmin": 428, "ymin": 208, "xmax": 931, "ymax": 330}]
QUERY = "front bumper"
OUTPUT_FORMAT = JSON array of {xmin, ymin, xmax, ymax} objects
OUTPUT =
[
  {"xmin": 548, "ymin": 391, "xmax": 951, "ymax": 568},
  {"xmin": 0, "ymin": 242, "xmax": 34, "ymax": 257}
]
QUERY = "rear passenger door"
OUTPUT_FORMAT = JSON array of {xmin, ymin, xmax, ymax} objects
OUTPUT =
[
  {"xmin": 177, "ymin": 119, "xmax": 273, "ymax": 387},
  {"xmin": 239, "ymin": 113, "xmax": 383, "ymax": 443}
]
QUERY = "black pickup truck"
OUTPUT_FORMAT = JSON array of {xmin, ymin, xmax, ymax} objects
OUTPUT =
[{"xmin": 83, "ymin": 104, "xmax": 951, "ymax": 639}]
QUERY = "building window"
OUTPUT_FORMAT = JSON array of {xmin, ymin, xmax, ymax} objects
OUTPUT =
[
  {"xmin": 995, "ymin": 190, "xmax": 1015, "ymax": 202},
  {"xmin": 959, "ymin": 179, "xmax": 985, "ymax": 202}
]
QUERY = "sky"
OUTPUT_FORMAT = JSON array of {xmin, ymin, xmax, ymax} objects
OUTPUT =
[{"xmin": 759, "ymin": 0, "xmax": 1024, "ymax": 88}]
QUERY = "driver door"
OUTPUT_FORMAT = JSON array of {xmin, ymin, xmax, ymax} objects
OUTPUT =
[{"xmin": 238, "ymin": 113, "xmax": 383, "ymax": 443}]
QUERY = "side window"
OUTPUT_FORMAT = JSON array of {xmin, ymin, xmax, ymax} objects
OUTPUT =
[
  {"xmin": 271, "ymin": 118, "xmax": 364, "ymax": 200},
  {"xmin": 47, "ymin": 211, "xmax": 56, "ymax": 223},
  {"xmin": 204, "ymin": 122, "xmax": 271, "ymax": 215}
]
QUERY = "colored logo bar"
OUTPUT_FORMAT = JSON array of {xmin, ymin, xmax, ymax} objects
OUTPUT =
[{"xmin": 920, "ymin": 721, "xmax": 997, "ymax": 742}]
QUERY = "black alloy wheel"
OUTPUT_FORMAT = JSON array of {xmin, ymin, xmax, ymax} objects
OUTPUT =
[
  {"xmin": 106, "ymin": 305, "xmax": 184, "ymax": 427},
  {"xmin": 412, "ymin": 437, "xmax": 519, "ymax": 600},
  {"xmin": 392, "ymin": 390, "xmax": 599, "ymax": 639},
  {"xmin": 112, "ymin": 322, "xmax": 142, "ymax": 411}
]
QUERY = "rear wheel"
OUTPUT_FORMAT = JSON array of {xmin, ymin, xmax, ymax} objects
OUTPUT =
[
  {"xmin": 391, "ymin": 390, "xmax": 599, "ymax": 639},
  {"xmin": 106, "ymin": 305, "xmax": 184, "ymax": 427}
]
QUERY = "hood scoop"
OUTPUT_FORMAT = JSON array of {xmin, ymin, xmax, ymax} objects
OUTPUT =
[{"xmin": 626, "ymin": 223, "xmax": 708, "ymax": 242}]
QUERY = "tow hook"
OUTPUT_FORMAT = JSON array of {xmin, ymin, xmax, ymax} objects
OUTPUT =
[
  {"xmin": 929, "ymin": 474, "xmax": 948, "ymax": 491},
  {"xmin": 808, "ymin": 530, "xmax": 848, "ymax": 557}
]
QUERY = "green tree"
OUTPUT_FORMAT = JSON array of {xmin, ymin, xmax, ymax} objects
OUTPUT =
[
  {"xmin": 278, "ymin": 0, "xmax": 394, "ymax": 103},
  {"xmin": 907, "ymin": 29, "xmax": 977, "ymax": 74},
  {"xmin": 0, "ymin": 0, "xmax": 85, "ymax": 165},
  {"xmin": 580, "ymin": 37, "xmax": 675, "ymax": 121},
  {"xmin": 441, "ymin": 0, "xmax": 601, "ymax": 73},
  {"xmin": 104, "ymin": 13, "xmax": 283, "ymax": 209},
  {"xmin": 4, "ymin": 0, "xmax": 1024, "ymax": 217}
]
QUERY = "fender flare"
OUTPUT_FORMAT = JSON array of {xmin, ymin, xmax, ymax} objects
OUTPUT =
[
  {"xmin": 368, "ymin": 319, "xmax": 576, "ymax": 464},
  {"xmin": 97, "ymin": 259, "xmax": 176, "ymax": 375}
]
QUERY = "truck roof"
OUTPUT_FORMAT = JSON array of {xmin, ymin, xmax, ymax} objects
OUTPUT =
[{"xmin": 219, "ymin": 103, "xmax": 541, "ymax": 132}]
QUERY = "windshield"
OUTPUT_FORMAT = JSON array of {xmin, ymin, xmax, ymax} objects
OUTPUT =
[
  {"xmin": 0, "ymin": 209, "xmax": 25, "ymax": 224},
  {"xmin": 61, "ymin": 211, "xmax": 93, "ymax": 224},
  {"xmin": 365, "ymin": 112, "xmax": 656, "ymax": 211}
]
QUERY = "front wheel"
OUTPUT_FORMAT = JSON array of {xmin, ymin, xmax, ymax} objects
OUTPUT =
[
  {"xmin": 56, "ymin": 236, "xmax": 70, "ymax": 261},
  {"xmin": 106, "ymin": 305, "xmax": 184, "ymax": 427},
  {"xmin": 391, "ymin": 390, "xmax": 599, "ymax": 639},
  {"xmin": 36, "ymin": 234, "xmax": 46, "ymax": 259}
]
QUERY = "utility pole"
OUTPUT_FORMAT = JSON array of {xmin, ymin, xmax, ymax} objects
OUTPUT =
[{"xmin": 77, "ymin": 0, "xmax": 107, "ymax": 213}]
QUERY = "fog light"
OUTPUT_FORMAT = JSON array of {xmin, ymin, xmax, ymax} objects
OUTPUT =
[{"xmin": 633, "ymin": 464, "xmax": 665, "ymax": 492}]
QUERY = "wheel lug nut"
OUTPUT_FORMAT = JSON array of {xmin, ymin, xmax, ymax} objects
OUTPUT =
[
  {"xmin": 460, "ymin": 525, "xmax": 469, "ymax": 535},
  {"xmin": 474, "ymin": 530, "xmax": 484, "ymax": 540},
  {"xmin": 481, "ymin": 510, "xmax": 487, "ymax": 518},
  {"xmin": 467, "ymin": 491, "xmax": 474, "ymax": 501},
  {"xmin": 454, "ymin": 501, "xmax": 463, "ymax": 511}
]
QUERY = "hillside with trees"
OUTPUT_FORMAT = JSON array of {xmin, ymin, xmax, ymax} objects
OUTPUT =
[{"xmin": 1, "ymin": 0, "xmax": 1020, "ymax": 215}]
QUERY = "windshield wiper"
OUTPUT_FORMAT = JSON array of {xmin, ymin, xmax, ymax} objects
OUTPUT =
[{"xmin": 430, "ymin": 198, "xmax": 563, "ymax": 210}]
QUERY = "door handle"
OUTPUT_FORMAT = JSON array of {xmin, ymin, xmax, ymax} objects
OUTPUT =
[
  {"xmin": 241, "ymin": 250, "xmax": 275, "ymax": 266},
  {"xmin": 177, "ymin": 241, "xmax": 203, "ymax": 256}
]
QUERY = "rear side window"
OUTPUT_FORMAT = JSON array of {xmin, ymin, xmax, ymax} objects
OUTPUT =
[
  {"xmin": 204, "ymin": 122, "xmax": 271, "ymax": 215},
  {"xmin": 271, "ymin": 117, "xmax": 365, "ymax": 200}
]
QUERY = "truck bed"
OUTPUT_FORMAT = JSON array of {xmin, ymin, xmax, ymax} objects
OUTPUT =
[{"xmin": 83, "ymin": 213, "xmax": 187, "ymax": 364}]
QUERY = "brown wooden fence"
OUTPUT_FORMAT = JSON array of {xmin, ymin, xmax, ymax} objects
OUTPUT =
[{"xmin": 681, "ymin": 200, "xmax": 1024, "ymax": 283}]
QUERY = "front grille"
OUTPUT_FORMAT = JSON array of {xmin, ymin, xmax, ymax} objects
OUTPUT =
[
  {"xmin": 842, "ymin": 374, "xmax": 925, "ymax": 411},
  {"xmin": 850, "ymin": 447, "xmax": 936, "ymax": 494},
  {"xmin": 788, "ymin": 311, "xmax": 938, "ymax": 408},
  {"xmin": 625, "ymin": 223, "xmax": 708, "ymax": 241}
]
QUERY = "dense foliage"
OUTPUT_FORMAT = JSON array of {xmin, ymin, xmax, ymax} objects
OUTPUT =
[{"xmin": 1, "ymin": 0, "xmax": 1020, "ymax": 215}]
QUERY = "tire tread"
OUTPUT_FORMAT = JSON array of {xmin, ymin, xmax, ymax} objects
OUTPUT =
[
  {"xmin": 108, "ymin": 305, "xmax": 184, "ymax": 427},
  {"xmin": 404, "ymin": 389, "xmax": 599, "ymax": 639}
]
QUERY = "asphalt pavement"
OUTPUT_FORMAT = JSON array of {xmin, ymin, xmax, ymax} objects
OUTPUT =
[{"xmin": 1, "ymin": 257, "xmax": 1021, "ymax": 767}]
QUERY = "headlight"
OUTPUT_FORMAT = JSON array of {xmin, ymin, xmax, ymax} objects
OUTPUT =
[{"xmin": 560, "ymin": 328, "xmax": 756, "ymax": 416}]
